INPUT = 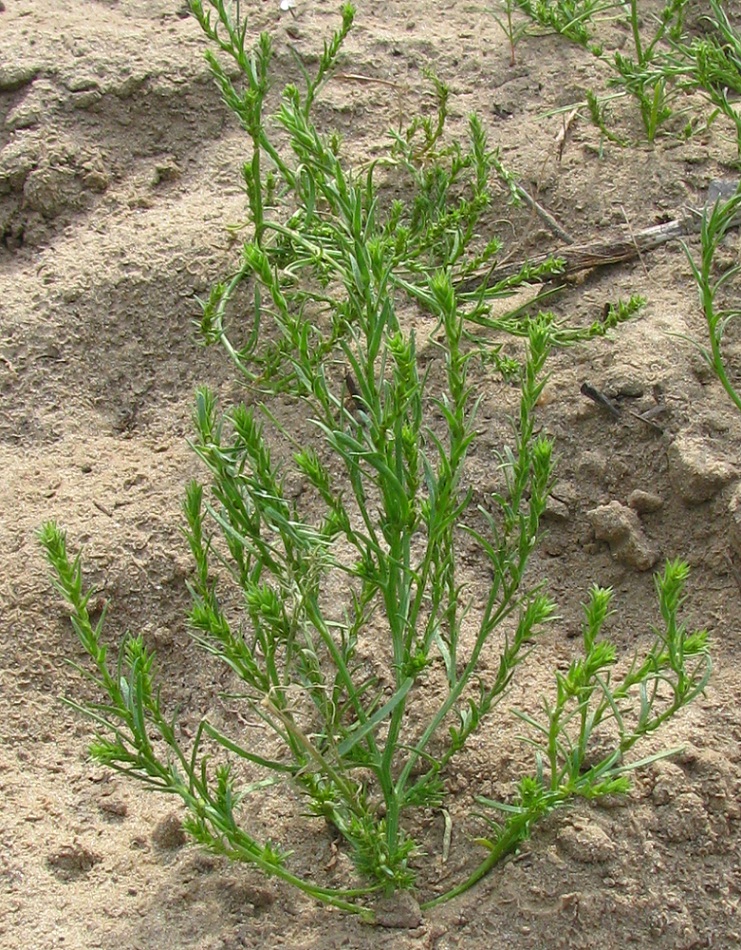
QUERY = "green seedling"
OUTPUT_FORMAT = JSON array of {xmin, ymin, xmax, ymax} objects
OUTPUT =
[
  {"xmin": 518, "ymin": 0, "xmax": 690, "ymax": 143},
  {"xmin": 515, "ymin": 0, "xmax": 605, "ymax": 53},
  {"xmin": 445, "ymin": 562, "xmax": 710, "ymax": 906},
  {"xmin": 604, "ymin": 0, "xmax": 689, "ymax": 142},
  {"xmin": 663, "ymin": 0, "xmax": 741, "ymax": 156},
  {"xmin": 40, "ymin": 1, "xmax": 711, "ymax": 920},
  {"xmin": 586, "ymin": 89, "xmax": 630, "ymax": 147},
  {"xmin": 492, "ymin": 0, "xmax": 532, "ymax": 65},
  {"xmin": 682, "ymin": 186, "xmax": 741, "ymax": 415}
]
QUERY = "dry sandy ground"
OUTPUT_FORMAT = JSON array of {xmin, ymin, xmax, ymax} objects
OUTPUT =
[{"xmin": 2, "ymin": 1, "xmax": 741, "ymax": 947}]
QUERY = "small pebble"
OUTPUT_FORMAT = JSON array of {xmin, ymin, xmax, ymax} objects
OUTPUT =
[
  {"xmin": 98, "ymin": 798, "xmax": 127, "ymax": 819},
  {"xmin": 557, "ymin": 822, "xmax": 616, "ymax": 864},
  {"xmin": 543, "ymin": 495, "xmax": 570, "ymax": 522},
  {"xmin": 152, "ymin": 813, "xmax": 187, "ymax": 850},
  {"xmin": 587, "ymin": 501, "xmax": 659, "ymax": 571},
  {"xmin": 667, "ymin": 435, "xmax": 736, "ymax": 505},
  {"xmin": 627, "ymin": 489, "xmax": 664, "ymax": 513},
  {"xmin": 374, "ymin": 893, "xmax": 422, "ymax": 929}
]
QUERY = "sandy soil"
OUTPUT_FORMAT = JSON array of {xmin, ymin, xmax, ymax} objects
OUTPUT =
[{"xmin": 3, "ymin": 1, "xmax": 741, "ymax": 947}]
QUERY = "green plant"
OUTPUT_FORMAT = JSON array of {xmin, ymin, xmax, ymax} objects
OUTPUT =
[
  {"xmin": 663, "ymin": 0, "xmax": 741, "ymax": 156},
  {"xmin": 682, "ymin": 186, "xmax": 741, "ymax": 415},
  {"xmin": 517, "ymin": 0, "xmax": 692, "ymax": 143},
  {"xmin": 492, "ymin": 0, "xmax": 532, "ymax": 66},
  {"xmin": 445, "ymin": 561, "xmax": 710, "ymax": 905},
  {"xmin": 610, "ymin": 59, "xmax": 673, "ymax": 142},
  {"xmin": 585, "ymin": 89, "xmax": 631, "ymax": 147},
  {"xmin": 191, "ymin": 0, "xmax": 559, "ymax": 387},
  {"xmin": 39, "ymin": 1, "xmax": 711, "ymax": 920},
  {"xmin": 593, "ymin": 0, "xmax": 686, "ymax": 141},
  {"xmin": 514, "ymin": 0, "xmax": 605, "ymax": 53}
]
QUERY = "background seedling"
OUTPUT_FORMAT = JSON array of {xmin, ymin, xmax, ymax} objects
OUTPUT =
[
  {"xmin": 514, "ymin": 0, "xmax": 606, "ymax": 53},
  {"xmin": 662, "ymin": 0, "xmax": 741, "ymax": 157},
  {"xmin": 492, "ymin": 0, "xmax": 532, "ymax": 66},
  {"xmin": 682, "ymin": 186, "xmax": 741, "ymax": 415},
  {"xmin": 517, "ymin": 0, "xmax": 691, "ymax": 143}
]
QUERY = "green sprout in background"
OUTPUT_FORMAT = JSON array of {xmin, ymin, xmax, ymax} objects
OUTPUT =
[{"xmin": 683, "ymin": 186, "xmax": 741, "ymax": 416}]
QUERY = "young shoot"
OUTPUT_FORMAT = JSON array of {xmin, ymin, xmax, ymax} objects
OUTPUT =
[{"xmin": 40, "ymin": 0, "xmax": 712, "ymax": 920}]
